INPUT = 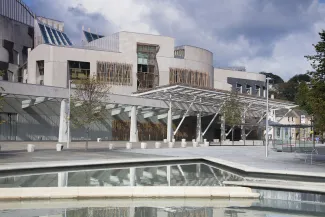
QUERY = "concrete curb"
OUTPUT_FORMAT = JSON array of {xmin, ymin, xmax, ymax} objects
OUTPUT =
[
  {"xmin": 0, "ymin": 198, "xmax": 259, "ymax": 210},
  {"xmin": 224, "ymin": 181, "xmax": 325, "ymax": 193},
  {"xmin": 0, "ymin": 187, "xmax": 259, "ymax": 200}
]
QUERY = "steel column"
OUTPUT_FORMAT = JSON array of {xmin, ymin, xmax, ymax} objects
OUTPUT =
[
  {"xmin": 167, "ymin": 95, "xmax": 173, "ymax": 142},
  {"xmin": 173, "ymin": 96, "xmax": 197, "ymax": 136},
  {"xmin": 202, "ymin": 103, "xmax": 224, "ymax": 136},
  {"xmin": 129, "ymin": 106, "xmax": 138, "ymax": 142}
]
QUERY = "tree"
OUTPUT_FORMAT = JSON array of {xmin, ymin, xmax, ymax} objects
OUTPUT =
[
  {"xmin": 259, "ymin": 72, "xmax": 284, "ymax": 84},
  {"xmin": 70, "ymin": 77, "xmax": 110, "ymax": 150},
  {"xmin": 305, "ymin": 30, "xmax": 325, "ymax": 133},
  {"xmin": 296, "ymin": 81, "xmax": 312, "ymax": 114},
  {"xmin": 221, "ymin": 91, "xmax": 243, "ymax": 144}
]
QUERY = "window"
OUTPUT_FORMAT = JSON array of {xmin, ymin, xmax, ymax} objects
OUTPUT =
[
  {"xmin": 174, "ymin": 49, "xmax": 185, "ymax": 58},
  {"xmin": 37, "ymin": 61, "xmax": 44, "ymax": 76},
  {"xmin": 255, "ymin": 85, "xmax": 260, "ymax": 96},
  {"xmin": 246, "ymin": 84, "xmax": 251, "ymax": 94},
  {"xmin": 276, "ymin": 128, "xmax": 281, "ymax": 138},
  {"xmin": 288, "ymin": 117, "xmax": 290, "ymax": 122},
  {"xmin": 40, "ymin": 80, "xmax": 44, "ymax": 85},
  {"xmin": 69, "ymin": 61, "xmax": 90, "ymax": 81},
  {"xmin": 97, "ymin": 61, "xmax": 132, "ymax": 85},
  {"xmin": 236, "ymin": 83, "xmax": 242, "ymax": 93},
  {"xmin": 137, "ymin": 44, "xmax": 159, "ymax": 90}
]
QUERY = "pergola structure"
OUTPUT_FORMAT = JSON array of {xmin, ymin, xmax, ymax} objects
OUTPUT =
[
  {"xmin": 0, "ymin": 81, "xmax": 296, "ymax": 143},
  {"xmin": 133, "ymin": 84, "xmax": 296, "ymax": 142}
]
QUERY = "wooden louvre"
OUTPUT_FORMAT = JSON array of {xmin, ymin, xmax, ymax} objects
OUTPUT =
[
  {"xmin": 97, "ymin": 61, "xmax": 133, "ymax": 86},
  {"xmin": 169, "ymin": 68, "xmax": 210, "ymax": 88}
]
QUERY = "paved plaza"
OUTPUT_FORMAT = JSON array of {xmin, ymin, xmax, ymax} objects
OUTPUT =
[{"xmin": 0, "ymin": 141, "xmax": 325, "ymax": 175}]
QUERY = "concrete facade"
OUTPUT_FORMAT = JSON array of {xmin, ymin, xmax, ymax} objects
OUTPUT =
[
  {"xmin": 27, "ymin": 32, "xmax": 216, "ymax": 95},
  {"xmin": 0, "ymin": 0, "xmax": 34, "ymax": 83}
]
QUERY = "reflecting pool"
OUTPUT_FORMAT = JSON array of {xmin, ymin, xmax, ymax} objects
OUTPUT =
[
  {"xmin": 0, "ymin": 163, "xmax": 245, "ymax": 187},
  {"xmin": 1, "ymin": 197, "xmax": 325, "ymax": 217}
]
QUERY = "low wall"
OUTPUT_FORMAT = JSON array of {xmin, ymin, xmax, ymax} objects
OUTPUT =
[{"xmin": 0, "ymin": 186, "xmax": 259, "ymax": 200}]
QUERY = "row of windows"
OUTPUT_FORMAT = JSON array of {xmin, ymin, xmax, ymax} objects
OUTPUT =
[
  {"xmin": 0, "ymin": 0, "xmax": 34, "ymax": 26},
  {"xmin": 235, "ymin": 83, "xmax": 265, "ymax": 96},
  {"xmin": 38, "ymin": 22, "xmax": 73, "ymax": 46}
]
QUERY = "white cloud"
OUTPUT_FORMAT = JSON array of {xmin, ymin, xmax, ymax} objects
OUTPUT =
[
  {"xmin": 56, "ymin": 0, "xmax": 159, "ymax": 34},
  {"xmin": 29, "ymin": 0, "xmax": 325, "ymax": 80}
]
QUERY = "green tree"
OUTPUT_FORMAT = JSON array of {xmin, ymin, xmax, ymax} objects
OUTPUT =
[
  {"xmin": 305, "ymin": 30, "xmax": 325, "ymax": 133},
  {"xmin": 221, "ymin": 91, "xmax": 243, "ymax": 144},
  {"xmin": 296, "ymin": 81, "xmax": 312, "ymax": 114},
  {"xmin": 259, "ymin": 72, "xmax": 284, "ymax": 84},
  {"xmin": 70, "ymin": 77, "xmax": 110, "ymax": 150}
]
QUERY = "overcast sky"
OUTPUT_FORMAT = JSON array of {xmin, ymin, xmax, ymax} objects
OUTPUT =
[{"xmin": 25, "ymin": 0, "xmax": 325, "ymax": 80}]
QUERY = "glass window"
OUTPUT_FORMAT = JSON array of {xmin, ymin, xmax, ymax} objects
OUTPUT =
[
  {"xmin": 52, "ymin": 30, "xmax": 62, "ymax": 45},
  {"xmin": 68, "ymin": 61, "xmax": 90, "ymax": 81},
  {"xmin": 45, "ymin": 26, "xmax": 55, "ymax": 44},
  {"xmin": 62, "ymin": 33, "xmax": 73, "ymax": 46},
  {"xmin": 39, "ymin": 24, "xmax": 50, "ymax": 44},
  {"xmin": 37, "ymin": 61, "xmax": 44, "ymax": 76},
  {"xmin": 57, "ymin": 32, "xmax": 67, "ymax": 45}
]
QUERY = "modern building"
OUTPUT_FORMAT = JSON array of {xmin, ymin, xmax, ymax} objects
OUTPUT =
[{"xmin": 0, "ymin": 0, "xmax": 295, "ymax": 143}]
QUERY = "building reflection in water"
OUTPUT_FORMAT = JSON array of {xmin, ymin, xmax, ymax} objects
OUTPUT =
[
  {"xmin": 65, "ymin": 207, "xmax": 213, "ymax": 217},
  {"xmin": 0, "ymin": 163, "xmax": 245, "ymax": 188}
]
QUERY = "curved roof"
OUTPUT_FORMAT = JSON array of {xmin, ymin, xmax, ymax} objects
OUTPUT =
[{"xmin": 0, "ymin": 0, "xmax": 35, "ymax": 26}]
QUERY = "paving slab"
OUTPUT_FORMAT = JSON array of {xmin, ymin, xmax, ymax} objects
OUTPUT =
[{"xmin": 120, "ymin": 146, "xmax": 325, "ymax": 174}]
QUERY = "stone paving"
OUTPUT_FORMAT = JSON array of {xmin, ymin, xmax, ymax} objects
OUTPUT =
[
  {"xmin": 121, "ymin": 146, "xmax": 325, "ymax": 174},
  {"xmin": 1, "ymin": 141, "xmax": 325, "ymax": 175}
]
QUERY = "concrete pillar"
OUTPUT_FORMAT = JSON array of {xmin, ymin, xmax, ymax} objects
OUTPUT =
[
  {"xmin": 130, "ymin": 167, "xmax": 135, "ymax": 186},
  {"xmin": 221, "ymin": 115, "xmax": 226, "ymax": 141},
  {"xmin": 167, "ymin": 106, "xmax": 173, "ymax": 142},
  {"xmin": 129, "ymin": 106, "xmax": 138, "ymax": 142},
  {"xmin": 241, "ymin": 112, "xmax": 246, "ymax": 141},
  {"xmin": 58, "ymin": 172, "xmax": 68, "ymax": 187},
  {"xmin": 196, "ymin": 112, "xmax": 202, "ymax": 143},
  {"xmin": 58, "ymin": 99, "xmax": 68, "ymax": 143}
]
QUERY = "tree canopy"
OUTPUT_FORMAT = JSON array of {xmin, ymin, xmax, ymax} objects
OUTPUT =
[
  {"xmin": 70, "ymin": 77, "xmax": 110, "ymax": 149},
  {"xmin": 259, "ymin": 72, "xmax": 284, "ymax": 84},
  {"xmin": 303, "ymin": 30, "xmax": 325, "ymax": 132}
]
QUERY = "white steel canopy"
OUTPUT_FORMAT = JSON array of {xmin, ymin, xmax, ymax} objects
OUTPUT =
[{"xmin": 133, "ymin": 84, "xmax": 296, "ymax": 117}]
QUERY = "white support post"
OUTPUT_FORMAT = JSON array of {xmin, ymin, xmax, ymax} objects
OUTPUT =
[
  {"xmin": 167, "ymin": 95, "xmax": 173, "ymax": 142},
  {"xmin": 130, "ymin": 106, "xmax": 138, "ymax": 142},
  {"xmin": 202, "ymin": 104, "xmax": 224, "ymax": 137},
  {"xmin": 226, "ymin": 127, "xmax": 233, "ymax": 137},
  {"xmin": 266, "ymin": 77, "xmax": 270, "ymax": 157},
  {"xmin": 167, "ymin": 165, "xmax": 171, "ymax": 186},
  {"xmin": 67, "ymin": 80, "xmax": 71, "ymax": 149},
  {"xmin": 246, "ymin": 113, "xmax": 267, "ymax": 137},
  {"xmin": 174, "ymin": 96, "xmax": 197, "ymax": 136},
  {"xmin": 196, "ymin": 112, "xmax": 202, "ymax": 143},
  {"xmin": 221, "ymin": 114, "xmax": 226, "ymax": 141},
  {"xmin": 58, "ymin": 99, "xmax": 68, "ymax": 143}
]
